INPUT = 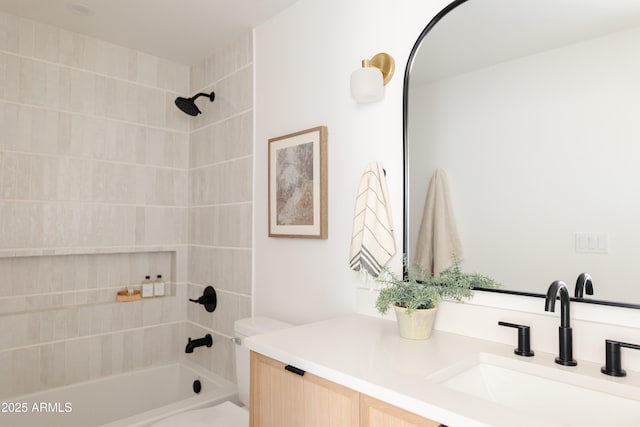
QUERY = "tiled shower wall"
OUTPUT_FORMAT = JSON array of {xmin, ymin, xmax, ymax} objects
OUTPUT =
[
  {"xmin": 0, "ymin": 12, "xmax": 191, "ymax": 398},
  {"xmin": 186, "ymin": 32, "xmax": 253, "ymax": 382}
]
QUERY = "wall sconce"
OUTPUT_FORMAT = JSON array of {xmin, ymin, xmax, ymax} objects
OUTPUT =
[{"xmin": 350, "ymin": 52, "xmax": 395, "ymax": 103}]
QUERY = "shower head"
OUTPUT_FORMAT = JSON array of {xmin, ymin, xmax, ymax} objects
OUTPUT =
[{"xmin": 174, "ymin": 92, "xmax": 215, "ymax": 116}]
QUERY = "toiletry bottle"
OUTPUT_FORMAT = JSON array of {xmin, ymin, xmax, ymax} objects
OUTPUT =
[
  {"xmin": 142, "ymin": 275, "xmax": 154, "ymax": 298},
  {"xmin": 154, "ymin": 274, "xmax": 165, "ymax": 297}
]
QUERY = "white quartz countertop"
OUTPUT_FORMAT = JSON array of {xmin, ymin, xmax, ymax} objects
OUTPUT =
[{"xmin": 245, "ymin": 314, "xmax": 640, "ymax": 427}]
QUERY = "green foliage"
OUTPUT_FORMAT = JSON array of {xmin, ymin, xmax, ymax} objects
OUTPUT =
[{"xmin": 375, "ymin": 257, "xmax": 501, "ymax": 315}]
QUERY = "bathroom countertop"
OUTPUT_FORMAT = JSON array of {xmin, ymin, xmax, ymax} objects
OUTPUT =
[{"xmin": 245, "ymin": 314, "xmax": 640, "ymax": 427}]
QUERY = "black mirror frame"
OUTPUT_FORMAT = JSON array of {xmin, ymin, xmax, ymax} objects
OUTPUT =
[{"xmin": 402, "ymin": 0, "xmax": 640, "ymax": 310}]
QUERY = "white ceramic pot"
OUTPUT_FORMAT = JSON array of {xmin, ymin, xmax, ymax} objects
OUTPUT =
[{"xmin": 393, "ymin": 306, "xmax": 438, "ymax": 340}]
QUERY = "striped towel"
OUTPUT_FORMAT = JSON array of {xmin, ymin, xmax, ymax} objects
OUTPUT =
[{"xmin": 349, "ymin": 163, "xmax": 396, "ymax": 277}]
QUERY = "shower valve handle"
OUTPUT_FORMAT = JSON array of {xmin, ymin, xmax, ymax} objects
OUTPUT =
[{"xmin": 189, "ymin": 286, "xmax": 217, "ymax": 312}]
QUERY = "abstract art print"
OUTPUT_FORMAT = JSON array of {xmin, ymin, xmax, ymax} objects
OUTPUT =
[{"xmin": 268, "ymin": 126, "xmax": 327, "ymax": 238}]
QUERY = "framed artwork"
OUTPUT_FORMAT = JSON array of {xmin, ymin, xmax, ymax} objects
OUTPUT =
[{"xmin": 268, "ymin": 126, "xmax": 328, "ymax": 239}]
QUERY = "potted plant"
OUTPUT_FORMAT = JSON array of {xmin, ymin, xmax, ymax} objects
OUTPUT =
[{"xmin": 376, "ymin": 258, "xmax": 500, "ymax": 340}]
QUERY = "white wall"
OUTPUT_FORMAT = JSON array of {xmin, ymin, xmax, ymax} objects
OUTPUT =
[
  {"xmin": 254, "ymin": 0, "xmax": 452, "ymax": 324},
  {"xmin": 254, "ymin": 0, "xmax": 640, "ymax": 371}
]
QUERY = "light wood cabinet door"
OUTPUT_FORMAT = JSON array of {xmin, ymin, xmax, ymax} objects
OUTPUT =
[
  {"xmin": 250, "ymin": 352, "xmax": 359, "ymax": 427},
  {"xmin": 360, "ymin": 394, "xmax": 442, "ymax": 427},
  {"xmin": 250, "ymin": 352, "xmax": 304, "ymax": 427},
  {"xmin": 304, "ymin": 371, "xmax": 359, "ymax": 427}
]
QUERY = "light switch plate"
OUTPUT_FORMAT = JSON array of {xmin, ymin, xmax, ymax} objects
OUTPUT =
[{"xmin": 575, "ymin": 232, "xmax": 609, "ymax": 254}]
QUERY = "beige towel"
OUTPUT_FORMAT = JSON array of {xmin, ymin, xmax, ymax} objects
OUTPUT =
[
  {"xmin": 414, "ymin": 169, "xmax": 463, "ymax": 276},
  {"xmin": 349, "ymin": 163, "xmax": 395, "ymax": 277}
]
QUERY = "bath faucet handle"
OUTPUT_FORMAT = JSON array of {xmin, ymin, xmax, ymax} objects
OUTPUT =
[
  {"xmin": 601, "ymin": 339, "xmax": 640, "ymax": 377},
  {"xmin": 498, "ymin": 321, "xmax": 534, "ymax": 357},
  {"xmin": 188, "ymin": 285, "xmax": 217, "ymax": 312}
]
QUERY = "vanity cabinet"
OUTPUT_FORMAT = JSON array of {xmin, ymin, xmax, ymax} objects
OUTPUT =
[
  {"xmin": 250, "ymin": 352, "xmax": 358, "ymax": 426},
  {"xmin": 250, "ymin": 352, "xmax": 442, "ymax": 427},
  {"xmin": 360, "ymin": 395, "xmax": 441, "ymax": 427}
]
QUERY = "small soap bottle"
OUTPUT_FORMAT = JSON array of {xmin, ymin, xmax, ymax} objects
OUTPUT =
[
  {"xmin": 153, "ymin": 274, "xmax": 165, "ymax": 297},
  {"xmin": 141, "ymin": 275, "xmax": 154, "ymax": 298}
]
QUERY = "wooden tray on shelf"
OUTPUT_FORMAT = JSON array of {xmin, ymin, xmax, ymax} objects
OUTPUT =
[{"xmin": 117, "ymin": 289, "xmax": 141, "ymax": 302}]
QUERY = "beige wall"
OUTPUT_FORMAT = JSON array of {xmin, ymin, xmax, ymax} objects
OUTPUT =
[
  {"xmin": 0, "ymin": 11, "xmax": 254, "ymax": 396},
  {"xmin": 0, "ymin": 11, "xmax": 192, "ymax": 398},
  {"xmin": 186, "ymin": 33, "xmax": 253, "ymax": 382}
]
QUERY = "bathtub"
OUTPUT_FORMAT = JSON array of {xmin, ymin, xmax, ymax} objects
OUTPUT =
[{"xmin": 2, "ymin": 361, "xmax": 239, "ymax": 427}]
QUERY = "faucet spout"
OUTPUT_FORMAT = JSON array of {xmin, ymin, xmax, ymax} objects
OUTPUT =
[
  {"xmin": 574, "ymin": 273, "xmax": 594, "ymax": 298},
  {"xmin": 544, "ymin": 280, "xmax": 577, "ymax": 366},
  {"xmin": 544, "ymin": 280, "xmax": 571, "ymax": 327}
]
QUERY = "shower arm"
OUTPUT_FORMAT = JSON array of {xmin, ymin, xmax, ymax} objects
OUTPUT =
[{"xmin": 191, "ymin": 92, "xmax": 215, "ymax": 102}]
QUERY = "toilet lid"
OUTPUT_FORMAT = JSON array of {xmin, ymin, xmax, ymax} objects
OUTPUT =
[{"xmin": 150, "ymin": 401, "xmax": 248, "ymax": 427}]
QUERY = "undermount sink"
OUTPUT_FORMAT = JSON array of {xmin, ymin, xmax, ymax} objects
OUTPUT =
[{"xmin": 427, "ymin": 353, "xmax": 640, "ymax": 427}]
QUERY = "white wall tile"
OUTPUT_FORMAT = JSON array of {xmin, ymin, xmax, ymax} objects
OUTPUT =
[
  {"xmin": 0, "ymin": 11, "xmax": 20, "ymax": 53},
  {"xmin": 189, "ymin": 157, "xmax": 252, "ymax": 206},
  {"xmin": 0, "ymin": 53, "xmax": 20, "ymax": 101},
  {"xmin": 0, "ymin": 102, "xmax": 18, "ymax": 151},
  {"xmin": 33, "ymin": 22, "xmax": 59, "ymax": 63},
  {"xmin": 40, "ymin": 342, "xmax": 66, "ymax": 388},
  {"xmin": 69, "ymin": 68, "xmax": 95, "ymax": 114},
  {"xmin": 189, "ymin": 111, "xmax": 252, "ymax": 168},
  {"xmin": 0, "ymin": 152, "xmax": 18, "ymax": 199},
  {"xmin": 102, "ymin": 42, "xmax": 129, "ymax": 80},
  {"xmin": 19, "ymin": 58, "xmax": 47, "ymax": 106},
  {"xmin": 43, "ymin": 61, "xmax": 61, "ymax": 109},
  {"xmin": 65, "ymin": 338, "xmax": 90, "ymax": 384},
  {"xmin": 17, "ymin": 18, "xmax": 34, "ymax": 57},
  {"xmin": 190, "ymin": 59, "xmax": 206, "ymax": 93},
  {"xmin": 0, "ymin": 350, "xmax": 13, "ymax": 398},
  {"xmin": 189, "ymin": 204, "xmax": 251, "ymax": 248},
  {"xmin": 199, "ymin": 31, "xmax": 252, "ymax": 90},
  {"xmin": 129, "ymin": 50, "xmax": 158, "ymax": 87},
  {"xmin": 158, "ymin": 58, "xmax": 189, "ymax": 94},
  {"xmin": 58, "ymin": 29, "xmax": 82, "ymax": 68},
  {"xmin": 57, "ymin": 66, "xmax": 72, "ymax": 111},
  {"xmin": 188, "ymin": 246, "xmax": 251, "ymax": 296}
]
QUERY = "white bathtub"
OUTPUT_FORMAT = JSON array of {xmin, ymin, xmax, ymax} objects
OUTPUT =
[{"xmin": 2, "ymin": 361, "xmax": 239, "ymax": 427}]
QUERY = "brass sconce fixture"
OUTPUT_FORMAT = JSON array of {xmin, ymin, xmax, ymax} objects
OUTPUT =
[{"xmin": 350, "ymin": 52, "xmax": 395, "ymax": 103}]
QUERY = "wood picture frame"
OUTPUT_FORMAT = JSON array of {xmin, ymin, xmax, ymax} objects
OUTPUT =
[{"xmin": 268, "ymin": 126, "xmax": 328, "ymax": 239}]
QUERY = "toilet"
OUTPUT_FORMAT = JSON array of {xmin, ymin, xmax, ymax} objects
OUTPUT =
[{"xmin": 150, "ymin": 317, "xmax": 292, "ymax": 427}]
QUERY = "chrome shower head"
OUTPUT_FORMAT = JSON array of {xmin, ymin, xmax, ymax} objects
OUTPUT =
[{"xmin": 174, "ymin": 92, "xmax": 215, "ymax": 116}]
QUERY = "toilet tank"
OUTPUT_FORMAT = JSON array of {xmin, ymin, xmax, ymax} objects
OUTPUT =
[{"xmin": 234, "ymin": 317, "xmax": 292, "ymax": 407}]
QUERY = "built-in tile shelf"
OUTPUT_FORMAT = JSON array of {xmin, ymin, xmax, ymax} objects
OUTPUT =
[
  {"xmin": 0, "ymin": 250, "xmax": 177, "ymax": 313},
  {"xmin": 0, "ymin": 245, "xmax": 185, "ymax": 259},
  {"xmin": 0, "ymin": 284, "xmax": 176, "ymax": 316}
]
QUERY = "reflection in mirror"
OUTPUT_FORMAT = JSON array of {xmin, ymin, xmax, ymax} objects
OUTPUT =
[{"xmin": 405, "ymin": 0, "xmax": 640, "ymax": 307}]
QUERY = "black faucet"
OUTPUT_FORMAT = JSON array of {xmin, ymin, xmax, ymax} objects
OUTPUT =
[
  {"xmin": 574, "ymin": 273, "xmax": 594, "ymax": 298},
  {"xmin": 544, "ymin": 281, "xmax": 577, "ymax": 366},
  {"xmin": 185, "ymin": 334, "xmax": 213, "ymax": 353}
]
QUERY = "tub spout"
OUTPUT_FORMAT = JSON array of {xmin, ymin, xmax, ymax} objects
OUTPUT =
[{"xmin": 185, "ymin": 334, "xmax": 213, "ymax": 353}]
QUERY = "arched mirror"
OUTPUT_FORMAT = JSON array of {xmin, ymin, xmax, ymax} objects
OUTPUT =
[{"xmin": 404, "ymin": 0, "xmax": 640, "ymax": 308}]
